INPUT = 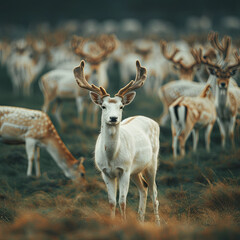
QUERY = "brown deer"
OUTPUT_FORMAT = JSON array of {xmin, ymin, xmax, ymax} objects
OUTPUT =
[{"xmin": 169, "ymin": 84, "xmax": 216, "ymax": 159}]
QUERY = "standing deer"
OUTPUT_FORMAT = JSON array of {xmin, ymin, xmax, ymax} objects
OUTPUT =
[
  {"xmin": 199, "ymin": 34, "xmax": 240, "ymax": 148},
  {"xmin": 169, "ymin": 84, "xmax": 216, "ymax": 159},
  {"xmin": 73, "ymin": 60, "xmax": 161, "ymax": 224},
  {"xmin": 158, "ymin": 41, "xmax": 203, "ymax": 126},
  {"xmin": 0, "ymin": 106, "xmax": 86, "ymax": 180}
]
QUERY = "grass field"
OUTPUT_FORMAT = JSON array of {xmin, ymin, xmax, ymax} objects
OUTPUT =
[{"xmin": 0, "ymin": 63, "xmax": 240, "ymax": 239}]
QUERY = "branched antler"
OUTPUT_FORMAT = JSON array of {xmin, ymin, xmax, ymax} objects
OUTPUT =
[
  {"xmin": 226, "ymin": 49, "xmax": 240, "ymax": 72},
  {"xmin": 161, "ymin": 40, "xmax": 200, "ymax": 70},
  {"xmin": 196, "ymin": 48, "xmax": 221, "ymax": 71},
  {"xmin": 208, "ymin": 32, "xmax": 231, "ymax": 61},
  {"xmin": 73, "ymin": 60, "xmax": 109, "ymax": 98},
  {"xmin": 115, "ymin": 60, "xmax": 147, "ymax": 98},
  {"xmin": 160, "ymin": 40, "xmax": 182, "ymax": 64},
  {"xmin": 72, "ymin": 35, "xmax": 117, "ymax": 64}
]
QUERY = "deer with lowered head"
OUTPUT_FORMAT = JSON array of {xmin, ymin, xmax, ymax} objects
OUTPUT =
[
  {"xmin": 73, "ymin": 60, "xmax": 161, "ymax": 225},
  {"xmin": 0, "ymin": 106, "xmax": 86, "ymax": 181}
]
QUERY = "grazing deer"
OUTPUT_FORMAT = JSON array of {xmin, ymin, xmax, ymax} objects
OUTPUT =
[
  {"xmin": 199, "ymin": 32, "xmax": 240, "ymax": 148},
  {"xmin": 0, "ymin": 106, "xmax": 86, "ymax": 180},
  {"xmin": 169, "ymin": 84, "xmax": 216, "ymax": 159},
  {"xmin": 73, "ymin": 60, "xmax": 161, "ymax": 224}
]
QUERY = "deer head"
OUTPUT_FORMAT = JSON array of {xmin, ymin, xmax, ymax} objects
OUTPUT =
[
  {"xmin": 195, "ymin": 47, "xmax": 240, "ymax": 89},
  {"xmin": 73, "ymin": 60, "xmax": 147, "ymax": 125}
]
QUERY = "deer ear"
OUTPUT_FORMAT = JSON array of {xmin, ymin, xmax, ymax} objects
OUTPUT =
[
  {"xmin": 230, "ymin": 69, "xmax": 238, "ymax": 76},
  {"xmin": 122, "ymin": 91, "xmax": 136, "ymax": 105},
  {"xmin": 90, "ymin": 92, "xmax": 103, "ymax": 105},
  {"xmin": 207, "ymin": 67, "xmax": 216, "ymax": 75}
]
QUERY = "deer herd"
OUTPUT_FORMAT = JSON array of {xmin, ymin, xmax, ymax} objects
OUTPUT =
[{"xmin": 0, "ymin": 26, "xmax": 240, "ymax": 225}]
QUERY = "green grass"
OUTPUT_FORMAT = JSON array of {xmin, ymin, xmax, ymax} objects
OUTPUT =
[{"xmin": 0, "ymin": 63, "xmax": 240, "ymax": 239}]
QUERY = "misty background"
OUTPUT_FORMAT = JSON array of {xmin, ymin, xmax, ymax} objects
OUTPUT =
[{"xmin": 0, "ymin": 0, "xmax": 239, "ymax": 26}]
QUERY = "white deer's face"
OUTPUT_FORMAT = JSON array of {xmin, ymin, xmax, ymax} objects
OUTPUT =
[
  {"xmin": 89, "ymin": 91, "xmax": 136, "ymax": 126},
  {"xmin": 101, "ymin": 96, "xmax": 123, "ymax": 125}
]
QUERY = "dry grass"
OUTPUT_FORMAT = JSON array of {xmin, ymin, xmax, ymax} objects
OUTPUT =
[{"xmin": 0, "ymin": 64, "xmax": 240, "ymax": 239}]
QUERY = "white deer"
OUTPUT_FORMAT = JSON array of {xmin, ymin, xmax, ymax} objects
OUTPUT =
[
  {"xmin": 0, "ymin": 106, "xmax": 86, "ymax": 180},
  {"xmin": 73, "ymin": 60, "xmax": 161, "ymax": 224}
]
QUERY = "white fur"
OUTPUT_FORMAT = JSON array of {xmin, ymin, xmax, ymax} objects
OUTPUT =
[{"xmin": 92, "ymin": 95, "xmax": 161, "ymax": 224}]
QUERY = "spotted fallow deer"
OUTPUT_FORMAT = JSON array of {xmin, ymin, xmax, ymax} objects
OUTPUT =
[
  {"xmin": 73, "ymin": 60, "xmax": 161, "ymax": 225},
  {"xmin": 0, "ymin": 106, "xmax": 86, "ymax": 180},
  {"xmin": 169, "ymin": 84, "xmax": 216, "ymax": 159},
  {"xmin": 199, "ymin": 33, "xmax": 240, "ymax": 148}
]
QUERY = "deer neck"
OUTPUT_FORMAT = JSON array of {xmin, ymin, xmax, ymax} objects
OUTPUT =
[
  {"xmin": 44, "ymin": 127, "xmax": 78, "ymax": 179},
  {"xmin": 180, "ymin": 72, "xmax": 193, "ymax": 81},
  {"xmin": 101, "ymin": 120, "xmax": 121, "ymax": 161},
  {"xmin": 215, "ymin": 85, "xmax": 229, "ymax": 110}
]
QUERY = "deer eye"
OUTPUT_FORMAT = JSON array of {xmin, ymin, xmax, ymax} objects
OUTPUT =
[
  {"xmin": 120, "ymin": 106, "xmax": 123, "ymax": 109},
  {"xmin": 102, "ymin": 106, "xmax": 106, "ymax": 109}
]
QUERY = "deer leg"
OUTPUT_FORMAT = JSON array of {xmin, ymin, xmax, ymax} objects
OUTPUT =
[
  {"xmin": 205, "ymin": 123, "xmax": 214, "ymax": 152},
  {"xmin": 76, "ymin": 97, "xmax": 84, "ymax": 124},
  {"xmin": 159, "ymin": 103, "xmax": 169, "ymax": 126},
  {"xmin": 54, "ymin": 100, "xmax": 66, "ymax": 130},
  {"xmin": 217, "ymin": 118, "xmax": 226, "ymax": 148},
  {"xmin": 131, "ymin": 173, "xmax": 148, "ymax": 222},
  {"xmin": 86, "ymin": 103, "xmax": 93, "ymax": 126},
  {"xmin": 229, "ymin": 116, "xmax": 236, "ymax": 149},
  {"xmin": 144, "ymin": 167, "xmax": 160, "ymax": 226},
  {"xmin": 118, "ymin": 172, "xmax": 130, "ymax": 221},
  {"xmin": 179, "ymin": 135, "xmax": 186, "ymax": 157},
  {"xmin": 102, "ymin": 173, "xmax": 117, "ymax": 219},
  {"xmin": 26, "ymin": 138, "xmax": 37, "ymax": 177},
  {"xmin": 172, "ymin": 131, "xmax": 178, "ymax": 159},
  {"xmin": 192, "ymin": 129, "xmax": 199, "ymax": 153},
  {"xmin": 34, "ymin": 146, "xmax": 40, "ymax": 177},
  {"xmin": 93, "ymin": 105, "xmax": 99, "ymax": 127}
]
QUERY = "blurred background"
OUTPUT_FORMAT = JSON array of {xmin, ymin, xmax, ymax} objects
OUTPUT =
[
  {"xmin": 1, "ymin": 0, "xmax": 240, "ymax": 31},
  {"xmin": 1, "ymin": 1, "xmax": 240, "ymax": 239}
]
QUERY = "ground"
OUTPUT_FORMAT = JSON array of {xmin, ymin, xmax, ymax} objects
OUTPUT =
[{"xmin": 0, "ymin": 64, "xmax": 240, "ymax": 239}]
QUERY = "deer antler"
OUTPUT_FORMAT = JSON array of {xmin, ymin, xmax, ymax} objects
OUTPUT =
[
  {"xmin": 72, "ymin": 35, "xmax": 117, "ymax": 64},
  {"xmin": 208, "ymin": 32, "xmax": 231, "ymax": 61},
  {"xmin": 115, "ymin": 60, "xmax": 147, "ymax": 98},
  {"xmin": 196, "ymin": 48, "xmax": 221, "ymax": 71},
  {"xmin": 160, "ymin": 40, "xmax": 182, "ymax": 64},
  {"xmin": 73, "ymin": 60, "xmax": 109, "ymax": 98},
  {"xmin": 161, "ymin": 40, "xmax": 200, "ymax": 70},
  {"xmin": 226, "ymin": 49, "xmax": 240, "ymax": 72}
]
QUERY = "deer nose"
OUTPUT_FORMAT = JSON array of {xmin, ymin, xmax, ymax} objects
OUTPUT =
[
  {"xmin": 110, "ymin": 117, "xmax": 118, "ymax": 122},
  {"xmin": 220, "ymin": 82, "xmax": 226, "ymax": 88}
]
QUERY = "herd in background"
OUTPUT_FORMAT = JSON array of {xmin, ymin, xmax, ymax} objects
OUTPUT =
[{"xmin": 0, "ymin": 17, "xmax": 240, "ymax": 223}]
